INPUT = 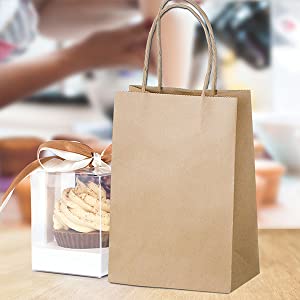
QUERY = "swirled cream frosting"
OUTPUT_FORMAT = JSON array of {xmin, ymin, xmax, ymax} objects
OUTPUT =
[{"xmin": 53, "ymin": 179, "xmax": 110, "ymax": 233}]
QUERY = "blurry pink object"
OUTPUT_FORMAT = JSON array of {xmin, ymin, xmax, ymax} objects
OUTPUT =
[
  {"xmin": 255, "ymin": 159, "xmax": 285, "ymax": 205},
  {"xmin": 0, "ymin": 41, "xmax": 15, "ymax": 60}
]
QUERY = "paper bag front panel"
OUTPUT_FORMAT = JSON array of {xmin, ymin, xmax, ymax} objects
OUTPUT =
[{"xmin": 109, "ymin": 91, "xmax": 237, "ymax": 292}]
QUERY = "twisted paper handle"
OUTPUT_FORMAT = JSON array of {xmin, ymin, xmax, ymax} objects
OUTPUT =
[
  {"xmin": 0, "ymin": 140, "xmax": 112, "ymax": 214},
  {"xmin": 156, "ymin": 0, "xmax": 217, "ymax": 93},
  {"xmin": 142, "ymin": 0, "xmax": 217, "ymax": 96}
]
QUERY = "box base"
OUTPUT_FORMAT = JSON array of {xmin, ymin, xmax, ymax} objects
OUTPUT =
[{"xmin": 32, "ymin": 242, "xmax": 108, "ymax": 278}]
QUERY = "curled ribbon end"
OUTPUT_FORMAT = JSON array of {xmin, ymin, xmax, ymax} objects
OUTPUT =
[{"xmin": 92, "ymin": 152, "xmax": 111, "ymax": 174}]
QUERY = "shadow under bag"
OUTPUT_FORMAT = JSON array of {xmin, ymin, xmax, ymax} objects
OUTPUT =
[{"xmin": 109, "ymin": 0, "xmax": 259, "ymax": 293}]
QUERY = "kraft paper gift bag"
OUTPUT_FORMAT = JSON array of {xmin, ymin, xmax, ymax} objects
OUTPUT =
[{"xmin": 109, "ymin": 0, "xmax": 259, "ymax": 293}]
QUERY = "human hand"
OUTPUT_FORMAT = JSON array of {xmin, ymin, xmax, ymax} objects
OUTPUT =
[{"xmin": 72, "ymin": 21, "xmax": 155, "ymax": 71}]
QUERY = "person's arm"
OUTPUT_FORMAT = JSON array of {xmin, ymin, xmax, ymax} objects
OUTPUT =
[
  {"xmin": 0, "ymin": 47, "xmax": 83, "ymax": 107},
  {"xmin": 0, "ymin": 22, "xmax": 151, "ymax": 108},
  {"xmin": 34, "ymin": 0, "xmax": 138, "ymax": 40}
]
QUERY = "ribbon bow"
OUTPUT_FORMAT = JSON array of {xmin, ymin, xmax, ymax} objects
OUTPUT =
[{"xmin": 0, "ymin": 140, "xmax": 112, "ymax": 214}]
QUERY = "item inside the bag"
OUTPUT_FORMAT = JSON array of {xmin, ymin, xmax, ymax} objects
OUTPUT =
[{"xmin": 53, "ymin": 178, "xmax": 110, "ymax": 248}]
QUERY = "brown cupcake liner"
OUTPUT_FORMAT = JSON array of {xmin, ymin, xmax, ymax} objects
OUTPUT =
[{"xmin": 54, "ymin": 229, "xmax": 109, "ymax": 249}]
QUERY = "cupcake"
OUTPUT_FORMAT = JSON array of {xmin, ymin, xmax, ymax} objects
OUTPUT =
[{"xmin": 53, "ymin": 178, "xmax": 110, "ymax": 248}]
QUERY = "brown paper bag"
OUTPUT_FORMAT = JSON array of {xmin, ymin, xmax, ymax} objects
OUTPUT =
[{"xmin": 109, "ymin": 0, "xmax": 259, "ymax": 293}]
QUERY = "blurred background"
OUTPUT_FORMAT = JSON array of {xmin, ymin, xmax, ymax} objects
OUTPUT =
[{"xmin": 0, "ymin": 0, "xmax": 299, "ymax": 229}]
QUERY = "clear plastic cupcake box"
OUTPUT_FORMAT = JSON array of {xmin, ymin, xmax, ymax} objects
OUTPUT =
[{"xmin": 31, "ymin": 169, "xmax": 111, "ymax": 278}]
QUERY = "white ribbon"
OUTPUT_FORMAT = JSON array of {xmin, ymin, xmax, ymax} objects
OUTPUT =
[
  {"xmin": 38, "ymin": 146, "xmax": 111, "ymax": 174},
  {"xmin": 91, "ymin": 152, "xmax": 111, "ymax": 174}
]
